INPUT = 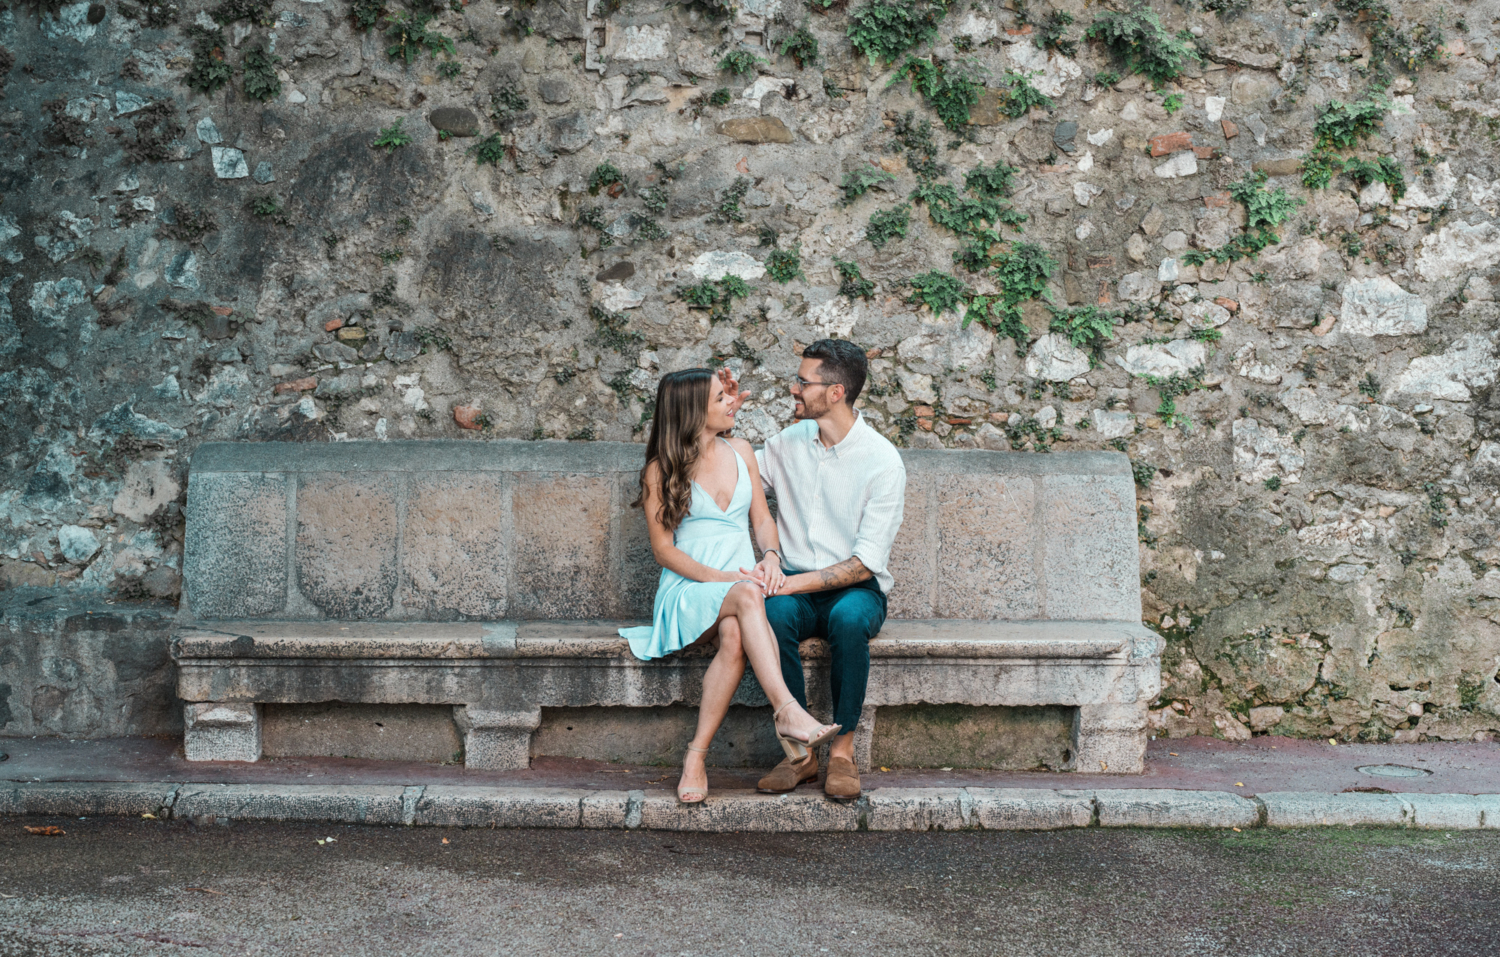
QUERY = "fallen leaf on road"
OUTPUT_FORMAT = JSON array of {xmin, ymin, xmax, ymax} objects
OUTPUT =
[
  {"xmin": 1235, "ymin": 782, "xmax": 1244, "ymax": 787},
  {"xmin": 185, "ymin": 887, "xmax": 223, "ymax": 895},
  {"xmin": 442, "ymin": 838, "xmax": 450, "ymax": 844},
  {"xmin": 1232, "ymin": 827, "xmax": 1242, "ymax": 832},
  {"xmin": 1169, "ymin": 752, "xmax": 1179, "ymax": 756},
  {"xmin": 23, "ymin": 826, "xmax": 64, "ymax": 836},
  {"xmin": 879, "ymin": 767, "xmax": 890, "ymax": 772},
  {"xmin": 141, "ymin": 813, "xmax": 158, "ymax": 820},
  {"xmin": 1329, "ymin": 738, "xmax": 1337, "ymax": 745}
]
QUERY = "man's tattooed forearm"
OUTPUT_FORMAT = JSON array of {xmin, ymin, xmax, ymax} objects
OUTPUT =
[{"xmin": 817, "ymin": 557, "xmax": 869, "ymax": 590}]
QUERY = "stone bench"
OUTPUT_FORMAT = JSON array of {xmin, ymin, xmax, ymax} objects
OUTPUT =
[{"xmin": 174, "ymin": 441, "xmax": 1160, "ymax": 772}]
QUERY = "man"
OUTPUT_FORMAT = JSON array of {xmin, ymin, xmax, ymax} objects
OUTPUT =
[{"xmin": 728, "ymin": 338, "xmax": 906, "ymax": 800}]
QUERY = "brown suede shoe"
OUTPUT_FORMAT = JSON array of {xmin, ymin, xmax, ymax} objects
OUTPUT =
[
  {"xmin": 756, "ymin": 753, "xmax": 819, "ymax": 793},
  {"xmin": 823, "ymin": 756, "xmax": 861, "ymax": 801}
]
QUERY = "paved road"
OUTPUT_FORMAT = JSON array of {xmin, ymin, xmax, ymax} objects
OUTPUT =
[{"xmin": 2, "ymin": 820, "xmax": 1497, "ymax": 956}]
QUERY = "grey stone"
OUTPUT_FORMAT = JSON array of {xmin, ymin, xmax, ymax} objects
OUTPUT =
[
  {"xmin": 1095, "ymin": 788, "xmax": 1258, "ymax": 827},
  {"xmin": 413, "ymin": 786, "xmax": 586, "ymax": 827},
  {"xmin": 252, "ymin": 161, "xmax": 275, "ymax": 184},
  {"xmin": 637, "ymin": 790, "xmax": 861, "ymax": 832},
  {"xmin": 1053, "ymin": 120, "xmax": 1078, "ymax": 154},
  {"xmin": 294, "ymin": 474, "xmax": 399, "ymax": 619},
  {"xmin": 196, "ymin": 117, "xmax": 222, "ymax": 144},
  {"xmin": 538, "ymin": 77, "xmax": 571, "ymax": 104},
  {"xmin": 1024, "ymin": 333, "xmax": 1091, "ymax": 382},
  {"xmin": 549, "ymin": 113, "xmax": 592, "ymax": 153},
  {"xmin": 967, "ymin": 788, "xmax": 1095, "ymax": 829},
  {"xmin": 165, "ymin": 250, "xmax": 199, "ymax": 290},
  {"xmin": 184, "ymin": 471, "xmax": 288, "ymax": 618},
  {"xmin": 312, "ymin": 341, "xmax": 359, "ymax": 363},
  {"xmin": 1339, "ymin": 277, "xmax": 1427, "ymax": 336},
  {"xmin": 2, "ymin": 783, "xmax": 175, "ymax": 818},
  {"xmin": 183, "ymin": 702, "xmax": 263, "ymax": 762},
  {"xmin": 171, "ymin": 784, "xmax": 408, "ymax": 824},
  {"xmin": 428, "ymin": 107, "xmax": 480, "ymax": 137},
  {"xmin": 1403, "ymin": 793, "xmax": 1485, "ymax": 829},
  {"xmin": 1259, "ymin": 791, "xmax": 1410, "ymax": 827},
  {"xmin": 114, "ymin": 91, "xmax": 148, "ymax": 115},
  {"xmin": 57, "ymin": 524, "xmax": 100, "ymax": 563},
  {"xmin": 211, "ymin": 146, "xmax": 250, "ymax": 179},
  {"xmin": 867, "ymin": 788, "xmax": 970, "ymax": 831},
  {"xmin": 384, "ymin": 331, "xmax": 420, "ymax": 363},
  {"xmin": 262, "ymin": 702, "xmax": 463, "ymax": 762}
]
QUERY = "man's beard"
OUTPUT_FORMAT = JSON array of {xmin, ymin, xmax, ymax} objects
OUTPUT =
[{"xmin": 793, "ymin": 394, "xmax": 832, "ymax": 420}]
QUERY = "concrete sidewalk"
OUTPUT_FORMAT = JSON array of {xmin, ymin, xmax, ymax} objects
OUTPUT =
[{"xmin": 4, "ymin": 735, "xmax": 1499, "ymax": 831}]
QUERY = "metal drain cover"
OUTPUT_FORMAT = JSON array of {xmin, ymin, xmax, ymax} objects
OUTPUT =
[{"xmin": 1357, "ymin": 764, "xmax": 1431, "ymax": 778}]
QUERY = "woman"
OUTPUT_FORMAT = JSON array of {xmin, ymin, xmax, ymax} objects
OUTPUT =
[{"xmin": 621, "ymin": 368, "xmax": 841, "ymax": 804}]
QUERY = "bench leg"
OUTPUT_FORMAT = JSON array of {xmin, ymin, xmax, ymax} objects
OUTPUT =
[
  {"xmin": 183, "ymin": 703, "xmax": 262, "ymax": 762},
  {"xmin": 1072, "ymin": 702, "xmax": 1147, "ymax": 774},
  {"xmin": 456, "ymin": 706, "xmax": 541, "ymax": 770}
]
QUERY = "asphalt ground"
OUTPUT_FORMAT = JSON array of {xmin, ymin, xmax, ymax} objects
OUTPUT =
[{"xmin": 2, "ymin": 819, "xmax": 1497, "ymax": 957}]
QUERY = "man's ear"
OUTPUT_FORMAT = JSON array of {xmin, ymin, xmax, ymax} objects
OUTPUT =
[{"xmin": 831, "ymin": 383, "xmax": 848, "ymax": 406}]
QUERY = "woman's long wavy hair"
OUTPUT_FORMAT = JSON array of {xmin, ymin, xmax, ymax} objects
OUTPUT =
[{"xmin": 635, "ymin": 368, "xmax": 713, "ymax": 533}]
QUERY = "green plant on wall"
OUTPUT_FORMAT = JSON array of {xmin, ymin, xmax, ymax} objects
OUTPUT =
[
  {"xmin": 840, "ymin": 165, "xmax": 895, "ymax": 204},
  {"xmin": 718, "ymin": 49, "xmax": 768, "ymax": 75},
  {"xmin": 766, "ymin": 245, "xmax": 805, "ymax": 284},
  {"xmin": 1314, "ymin": 95, "xmax": 1389, "ymax": 149},
  {"xmin": 893, "ymin": 56, "xmax": 986, "ymax": 133},
  {"xmin": 678, "ymin": 276, "xmax": 751, "ymax": 318},
  {"xmin": 184, "ymin": 27, "xmax": 234, "ymax": 94},
  {"xmin": 1084, "ymin": 6, "xmax": 1201, "ymax": 87},
  {"xmin": 383, "ymin": 9, "xmax": 455, "ymax": 66},
  {"xmin": 865, "ymin": 204, "xmax": 911, "ymax": 249},
  {"xmin": 848, "ymin": 0, "xmax": 947, "ymax": 64},
  {"xmin": 372, "ymin": 117, "xmax": 412, "ymax": 153},
  {"xmin": 777, "ymin": 24, "xmax": 820, "ymax": 69},
  {"xmin": 468, "ymin": 133, "xmax": 507, "ymax": 166},
  {"xmin": 1183, "ymin": 172, "xmax": 1303, "ymax": 265},
  {"xmin": 589, "ymin": 162, "xmax": 625, "ymax": 195},
  {"xmin": 241, "ymin": 44, "xmax": 281, "ymax": 102},
  {"xmin": 996, "ymin": 69, "xmax": 1054, "ymax": 118},
  {"xmin": 1032, "ymin": 10, "xmax": 1077, "ymax": 56},
  {"xmin": 967, "ymin": 242, "xmax": 1058, "ymax": 352},
  {"xmin": 907, "ymin": 270, "xmax": 968, "ymax": 317},
  {"xmin": 834, "ymin": 257, "xmax": 875, "ymax": 300},
  {"xmin": 1049, "ymin": 305, "xmax": 1119, "ymax": 365}
]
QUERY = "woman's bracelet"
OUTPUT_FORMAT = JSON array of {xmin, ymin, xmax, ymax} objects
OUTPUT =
[{"xmin": 763, "ymin": 548, "xmax": 781, "ymax": 563}]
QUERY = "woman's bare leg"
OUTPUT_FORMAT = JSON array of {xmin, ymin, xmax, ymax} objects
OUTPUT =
[
  {"xmin": 680, "ymin": 619, "xmax": 746, "ymax": 794},
  {"xmin": 719, "ymin": 583, "xmax": 833, "ymax": 742}
]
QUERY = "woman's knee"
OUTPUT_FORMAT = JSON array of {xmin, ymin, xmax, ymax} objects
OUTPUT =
[{"xmin": 727, "ymin": 581, "xmax": 765, "ymax": 613}]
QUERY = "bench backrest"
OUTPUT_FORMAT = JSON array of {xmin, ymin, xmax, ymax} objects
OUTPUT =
[{"xmin": 184, "ymin": 441, "xmax": 1141, "ymax": 623}]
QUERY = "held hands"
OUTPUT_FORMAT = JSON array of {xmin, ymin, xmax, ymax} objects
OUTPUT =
[{"xmin": 739, "ymin": 553, "xmax": 786, "ymax": 596}]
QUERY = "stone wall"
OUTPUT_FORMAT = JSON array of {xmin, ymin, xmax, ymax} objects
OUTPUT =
[{"xmin": 1, "ymin": 0, "xmax": 1498, "ymax": 744}]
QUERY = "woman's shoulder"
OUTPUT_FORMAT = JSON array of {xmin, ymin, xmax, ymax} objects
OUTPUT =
[{"xmin": 726, "ymin": 436, "xmax": 757, "ymax": 464}]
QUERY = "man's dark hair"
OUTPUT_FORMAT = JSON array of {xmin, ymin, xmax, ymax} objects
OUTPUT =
[{"xmin": 804, "ymin": 338, "xmax": 868, "ymax": 406}]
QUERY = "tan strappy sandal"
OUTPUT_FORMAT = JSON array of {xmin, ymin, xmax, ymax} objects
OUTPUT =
[
  {"xmin": 677, "ymin": 744, "xmax": 710, "ymax": 805},
  {"xmin": 772, "ymin": 699, "xmax": 841, "ymax": 762}
]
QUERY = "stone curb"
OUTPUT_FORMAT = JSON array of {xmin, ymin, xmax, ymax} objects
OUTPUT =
[{"xmin": 5, "ymin": 784, "xmax": 1500, "ymax": 831}]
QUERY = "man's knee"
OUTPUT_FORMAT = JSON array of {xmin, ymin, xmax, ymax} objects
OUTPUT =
[{"xmin": 825, "ymin": 592, "xmax": 885, "ymax": 643}]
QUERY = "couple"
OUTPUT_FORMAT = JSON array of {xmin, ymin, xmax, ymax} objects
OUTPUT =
[{"xmin": 620, "ymin": 339, "xmax": 907, "ymax": 804}]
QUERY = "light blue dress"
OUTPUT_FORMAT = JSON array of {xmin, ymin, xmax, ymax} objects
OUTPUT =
[{"xmin": 621, "ymin": 441, "xmax": 756, "ymax": 661}]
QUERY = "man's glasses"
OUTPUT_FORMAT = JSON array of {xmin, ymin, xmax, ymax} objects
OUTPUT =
[{"xmin": 790, "ymin": 375, "xmax": 832, "ymax": 389}]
